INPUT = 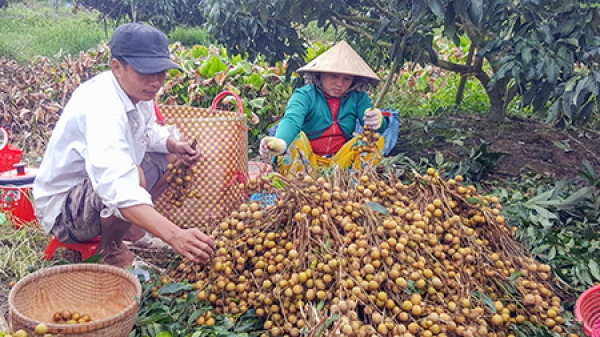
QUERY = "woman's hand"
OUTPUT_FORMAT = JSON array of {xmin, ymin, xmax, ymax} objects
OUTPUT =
[
  {"xmin": 259, "ymin": 137, "xmax": 287, "ymax": 158},
  {"xmin": 364, "ymin": 108, "xmax": 383, "ymax": 129}
]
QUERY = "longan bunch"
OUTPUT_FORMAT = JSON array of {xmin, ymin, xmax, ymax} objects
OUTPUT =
[
  {"xmin": 164, "ymin": 138, "xmax": 200, "ymax": 208},
  {"xmin": 353, "ymin": 126, "xmax": 381, "ymax": 154},
  {"xmin": 52, "ymin": 310, "xmax": 92, "ymax": 324}
]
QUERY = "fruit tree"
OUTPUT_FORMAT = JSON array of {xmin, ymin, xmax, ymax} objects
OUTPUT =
[{"xmin": 203, "ymin": 0, "xmax": 600, "ymax": 125}]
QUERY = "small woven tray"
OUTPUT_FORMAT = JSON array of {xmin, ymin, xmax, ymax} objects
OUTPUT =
[{"xmin": 8, "ymin": 264, "xmax": 141, "ymax": 337}]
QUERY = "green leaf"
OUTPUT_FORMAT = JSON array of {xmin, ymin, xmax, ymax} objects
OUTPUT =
[
  {"xmin": 472, "ymin": 290, "xmax": 496, "ymax": 313},
  {"xmin": 574, "ymin": 77, "xmax": 592, "ymax": 105},
  {"xmin": 589, "ymin": 260, "xmax": 600, "ymax": 281},
  {"xmin": 578, "ymin": 159, "xmax": 597, "ymax": 183},
  {"xmin": 199, "ymin": 56, "xmax": 227, "ymax": 77},
  {"xmin": 157, "ymin": 332, "xmax": 172, "ymax": 337},
  {"xmin": 244, "ymin": 72, "xmax": 265, "ymax": 89},
  {"xmin": 547, "ymin": 246, "xmax": 556, "ymax": 261},
  {"xmin": 546, "ymin": 100, "xmax": 560, "ymax": 123},
  {"xmin": 268, "ymin": 175, "xmax": 286, "ymax": 189},
  {"xmin": 524, "ymin": 205, "xmax": 558, "ymax": 221},
  {"xmin": 234, "ymin": 309, "xmax": 261, "ymax": 332},
  {"xmin": 159, "ymin": 283, "xmax": 193, "ymax": 295},
  {"xmin": 509, "ymin": 271, "xmax": 522, "ymax": 281},
  {"xmin": 561, "ymin": 187, "xmax": 592, "ymax": 208},
  {"xmin": 559, "ymin": 37, "xmax": 579, "ymax": 47},
  {"xmin": 428, "ymin": 0, "xmax": 444, "ymax": 18},
  {"xmin": 316, "ymin": 314, "xmax": 339, "ymax": 337},
  {"xmin": 521, "ymin": 47, "xmax": 532, "ymax": 64},
  {"xmin": 190, "ymin": 45, "xmax": 209, "ymax": 58},
  {"xmin": 259, "ymin": 5, "xmax": 269, "ymax": 24},
  {"xmin": 248, "ymin": 97, "xmax": 266, "ymax": 109},
  {"xmin": 435, "ymin": 151, "xmax": 444, "ymax": 166},
  {"xmin": 82, "ymin": 253, "xmax": 102, "ymax": 263},
  {"xmin": 366, "ymin": 201, "xmax": 389, "ymax": 214},
  {"xmin": 229, "ymin": 65, "xmax": 248, "ymax": 77},
  {"xmin": 136, "ymin": 313, "xmax": 170, "ymax": 325},
  {"xmin": 576, "ymin": 264, "xmax": 593, "ymax": 286},
  {"xmin": 552, "ymin": 140, "xmax": 571, "ymax": 152},
  {"xmin": 466, "ymin": 197, "xmax": 485, "ymax": 206},
  {"xmin": 547, "ymin": 59, "xmax": 559, "ymax": 84}
]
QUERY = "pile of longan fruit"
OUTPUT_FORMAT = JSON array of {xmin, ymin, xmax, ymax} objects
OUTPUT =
[{"xmin": 167, "ymin": 166, "xmax": 567, "ymax": 336}]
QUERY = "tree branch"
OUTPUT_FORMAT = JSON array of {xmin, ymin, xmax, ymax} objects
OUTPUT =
[
  {"xmin": 454, "ymin": 42, "xmax": 477, "ymax": 113},
  {"xmin": 331, "ymin": 17, "xmax": 393, "ymax": 48},
  {"xmin": 475, "ymin": 71, "xmax": 490, "ymax": 88},
  {"xmin": 503, "ymin": 83, "xmax": 518, "ymax": 112},
  {"xmin": 375, "ymin": 53, "xmax": 400, "ymax": 106},
  {"xmin": 460, "ymin": 17, "xmax": 481, "ymax": 45},
  {"xmin": 371, "ymin": 0, "xmax": 402, "ymax": 19},
  {"xmin": 334, "ymin": 14, "xmax": 381, "ymax": 24},
  {"xmin": 436, "ymin": 59, "xmax": 478, "ymax": 74}
]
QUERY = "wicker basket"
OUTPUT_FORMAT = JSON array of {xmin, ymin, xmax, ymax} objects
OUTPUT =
[{"xmin": 8, "ymin": 264, "xmax": 141, "ymax": 337}]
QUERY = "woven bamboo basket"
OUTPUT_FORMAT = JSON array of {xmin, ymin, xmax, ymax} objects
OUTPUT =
[{"xmin": 8, "ymin": 264, "xmax": 141, "ymax": 337}]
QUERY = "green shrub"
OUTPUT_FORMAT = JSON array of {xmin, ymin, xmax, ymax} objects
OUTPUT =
[
  {"xmin": 169, "ymin": 26, "xmax": 212, "ymax": 47},
  {"xmin": 299, "ymin": 21, "xmax": 341, "ymax": 44},
  {"xmin": 376, "ymin": 67, "xmax": 490, "ymax": 116}
]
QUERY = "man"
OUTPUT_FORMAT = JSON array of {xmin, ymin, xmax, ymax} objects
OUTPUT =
[{"xmin": 33, "ymin": 22, "xmax": 215, "ymax": 268}]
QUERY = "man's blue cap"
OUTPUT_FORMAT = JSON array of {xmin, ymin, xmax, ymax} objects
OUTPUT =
[{"xmin": 109, "ymin": 22, "xmax": 182, "ymax": 74}]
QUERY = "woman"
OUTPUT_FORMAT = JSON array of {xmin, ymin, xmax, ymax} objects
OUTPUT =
[{"xmin": 260, "ymin": 41, "xmax": 388, "ymax": 176}]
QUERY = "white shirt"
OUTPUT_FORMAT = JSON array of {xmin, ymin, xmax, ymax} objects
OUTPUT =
[{"xmin": 33, "ymin": 71, "xmax": 174, "ymax": 234}]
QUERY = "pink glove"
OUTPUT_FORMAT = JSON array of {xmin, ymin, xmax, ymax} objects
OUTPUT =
[
  {"xmin": 259, "ymin": 137, "xmax": 287, "ymax": 158},
  {"xmin": 364, "ymin": 108, "xmax": 383, "ymax": 129}
]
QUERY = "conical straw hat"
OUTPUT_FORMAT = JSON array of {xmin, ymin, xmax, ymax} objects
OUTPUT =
[{"xmin": 297, "ymin": 41, "xmax": 380, "ymax": 85}]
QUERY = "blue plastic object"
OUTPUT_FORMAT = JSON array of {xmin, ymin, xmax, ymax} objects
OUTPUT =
[{"xmin": 250, "ymin": 192, "xmax": 277, "ymax": 206}]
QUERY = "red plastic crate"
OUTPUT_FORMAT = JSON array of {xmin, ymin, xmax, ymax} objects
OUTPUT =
[{"xmin": 575, "ymin": 284, "xmax": 600, "ymax": 336}]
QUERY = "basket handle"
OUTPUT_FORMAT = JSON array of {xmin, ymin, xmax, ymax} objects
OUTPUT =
[
  {"xmin": 0, "ymin": 127, "xmax": 8, "ymax": 151},
  {"xmin": 210, "ymin": 90, "xmax": 244, "ymax": 115},
  {"xmin": 152, "ymin": 100, "xmax": 166, "ymax": 125},
  {"xmin": 210, "ymin": 91, "xmax": 244, "ymax": 116}
]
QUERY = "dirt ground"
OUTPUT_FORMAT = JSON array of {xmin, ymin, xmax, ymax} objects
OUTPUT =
[{"xmin": 391, "ymin": 113, "xmax": 600, "ymax": 183}]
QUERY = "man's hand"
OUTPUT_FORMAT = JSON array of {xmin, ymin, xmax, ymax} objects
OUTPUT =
[
  {"xmin": 168, "ymin": 228, "xmax": 215, "ymax": 263},
  {"xmin": 364, "ymin": 108, "xmax": 383, "ymax": 129},
  {"xmin": 169, "ymin": 138, "xmax": 201, "ymax": 166},
  {"xmin": 259, "ymin": 137, "xmax": 287, "ymax": 158},
  {"xmin": 120, "ymin": 205, "xmax": 215, "ymax": 263}
]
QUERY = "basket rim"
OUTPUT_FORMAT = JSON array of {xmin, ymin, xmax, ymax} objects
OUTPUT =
[
  {"xmin": 575, "ymin": 283, "xmax": 600, "ymax": 335},
  {"xmin": 8, "ymin": 263, "xmax": 142, "ymax": 333}
]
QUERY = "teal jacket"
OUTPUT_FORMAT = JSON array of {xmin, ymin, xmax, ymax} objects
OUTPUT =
[{"xmin": 274, "ymin": 84, "xmax": 388, "ymax": 148}]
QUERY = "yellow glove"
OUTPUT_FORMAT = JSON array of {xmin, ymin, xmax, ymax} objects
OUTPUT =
[
  {"xmin": 364, "ymin": 108, "xmax": 383, "ymax": 129},
  {"xmin": 259, "ymin": 137, "xmax": 287, "ymax": 158}
]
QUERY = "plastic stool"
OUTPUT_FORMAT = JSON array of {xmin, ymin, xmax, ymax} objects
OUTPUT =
[{"xmin": 43, "ymin": 236, "xmax": 101, "ymax": 261}]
